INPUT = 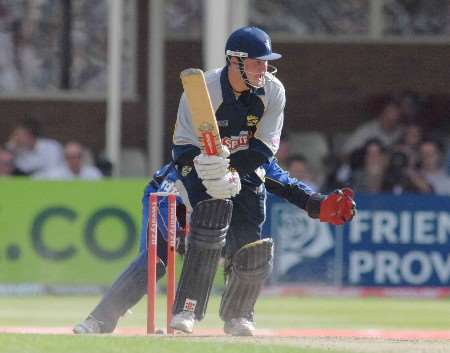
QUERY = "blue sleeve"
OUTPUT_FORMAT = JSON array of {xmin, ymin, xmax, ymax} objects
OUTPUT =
[
  {"xmin": 139, "ymin": 163, "xmax": 184, "ymax": 253},
  {"xmin": 264, "ymin": 159, "xmax": 317, "ymax": 210}
]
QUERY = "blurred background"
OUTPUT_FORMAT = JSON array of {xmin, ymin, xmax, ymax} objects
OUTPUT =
[{"xmin": 0, "ymin": 0, "xmax": 449, "ymax": 297}]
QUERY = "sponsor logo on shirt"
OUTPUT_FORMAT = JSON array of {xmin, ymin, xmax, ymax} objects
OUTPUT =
[
  {"xmin": 222, "ymin": 131, "xmax": 249, "ymax": 152},
  {"xmin": 160, "ymin": 179, "xmax": 177, "ymax": 193},
  {"xmin": 181, "ymin": 166, "xmax": 192, "ymax": 177},
  {"xmin": 246, "ymin": 114, "xmax": 259, "ymax": 127}
]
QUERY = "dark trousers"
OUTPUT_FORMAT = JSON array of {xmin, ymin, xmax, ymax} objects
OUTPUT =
[{"xmin": 178, "ymin": 166, "xmax": 267, "ymax": 256}]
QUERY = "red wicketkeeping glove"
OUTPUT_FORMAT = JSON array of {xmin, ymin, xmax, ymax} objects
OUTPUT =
[{"xmin": 319, "ymin": 187, "xmax": 356, "ymax": 225}]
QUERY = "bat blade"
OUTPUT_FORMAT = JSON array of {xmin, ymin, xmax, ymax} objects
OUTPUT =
[{"xmin": 180, "ymin": 68, "xmax": 223, "ymax": 156}]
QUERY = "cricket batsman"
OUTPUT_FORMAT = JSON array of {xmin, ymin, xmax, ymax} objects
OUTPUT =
[{"xmin": 169, "ymin": 26, "xmax": 355, "ymax": 336}]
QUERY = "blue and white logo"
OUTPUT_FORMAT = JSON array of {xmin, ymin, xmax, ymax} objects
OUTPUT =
[{"xmin": 270, "ymin": 202, "xmax": 334, "ymax": 283}]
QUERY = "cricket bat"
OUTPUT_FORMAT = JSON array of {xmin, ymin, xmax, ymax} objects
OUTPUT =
[{"xmin": 180, "ymin": 68, "xmax": 224, "ymax": 156}]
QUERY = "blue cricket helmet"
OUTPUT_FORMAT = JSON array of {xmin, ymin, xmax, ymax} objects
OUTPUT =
[{"xmin": 225, "ymin": 26, "xmax": 281, "ymax": 61}]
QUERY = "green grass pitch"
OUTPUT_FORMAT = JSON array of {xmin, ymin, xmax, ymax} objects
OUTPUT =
[{"xmin": 0, "ymin": 295, "xmax": 449, "ymax": 353}]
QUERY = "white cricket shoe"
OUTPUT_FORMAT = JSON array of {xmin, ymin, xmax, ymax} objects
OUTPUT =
[
  {"xmin": 73, "ymin": 316, "xmax": 102, "ymax": 334},
  {"xmin": 224, "ymin": 318, "xmax": 256, "ymax": 336},
  {"xmin": 170, "ymin": 311, "xmax": 195, "ymax": 333}
]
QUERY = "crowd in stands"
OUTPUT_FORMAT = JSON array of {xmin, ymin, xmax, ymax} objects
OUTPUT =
[
  {"xmin": 167, "ymin": 0, "xmax": 450, "ymax": 38},
  {"xmin": 0, "ymin": 118, "xmax": 103, "ymax": 180},
  {"xmin": 279, "ymin": 92, "xmax": 450, "ymax": 196},
  {"xmin": 1, "ymin": 91, "xmax": 449, "ymax": 195},
  {"xmin": 0, "ymin": 1, "xmax": 134, "ymax": 93}
]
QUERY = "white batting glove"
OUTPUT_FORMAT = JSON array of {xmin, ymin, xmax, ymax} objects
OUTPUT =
[
  {"xmin": 194, "ymin": 146, "xmax": 231, "ymax": 180},
  {"xmin": 202, "ymin": 170, "xmax": 241, "ymax": 199},
  {"xmin": 217, "ymin": 145, "xmax": 230, "ymax": 159}
]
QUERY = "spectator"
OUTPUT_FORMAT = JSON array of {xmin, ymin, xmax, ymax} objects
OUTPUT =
[
  {"xmin": 393, "ymin": 122, "xmax": 423, "ymax": 170},
  {"xmin": 417, "ymin": 140, "xmax": 450, "ymax": 195},
  {"xmin": 381, "ymin": 150, "xmax": 432, "ymax": 195},
  {"xmin": 0, "ymin": 147, "xmax": 15, "ymax": 176},
  {"xmin": 34, "ymin": 141, "xmax": 103, "ymax": 180},
  {"xmin": 286, "ymin": 154, "xmax": 320, "ymax": 191},
  {"xmin": 342, "ymin": 96, "xmax": 404, "ymax": 158},
  {"xmin": 6, "ymin": 118, "xmax": 64, "ymax": 175},
  {"xmin": 352, "ymin": 139, "xmax": 388, "ymax": 193}
]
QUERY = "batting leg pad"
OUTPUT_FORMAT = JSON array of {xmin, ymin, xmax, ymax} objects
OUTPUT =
[
  {"xmin": 90, "ymin": 251, "xmax": 166, "ymax": 333},
  {"xmin": 173, "ymin": 199, "xmax": 233, "ymax": 320},
  {"xmin": 219, "ymin": 238, "xmax": 274, "ymax": 322}
]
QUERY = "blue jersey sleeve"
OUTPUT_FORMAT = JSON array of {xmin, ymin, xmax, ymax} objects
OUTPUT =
[
  {"xmin": 139, "ymin": 163, "xmax": 184, "ymax": 252},
  {"xmin": 263, "ymin": 159, "xmax": 316, "ymax": 210}
]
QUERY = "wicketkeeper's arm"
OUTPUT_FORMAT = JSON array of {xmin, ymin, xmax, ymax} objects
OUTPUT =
[{"xmin": 264, "ymin": 159, "xmax": 356, "ymax": 225}]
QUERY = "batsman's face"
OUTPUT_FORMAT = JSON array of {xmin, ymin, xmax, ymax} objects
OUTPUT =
[{"xmin": 244, "ymin": 58, "xmax": 268, "ymax": 87}]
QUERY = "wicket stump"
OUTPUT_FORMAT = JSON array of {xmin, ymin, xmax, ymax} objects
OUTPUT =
[{"xmin": 147, "ymin": 192, "xmax": 177, "ymax": 334}]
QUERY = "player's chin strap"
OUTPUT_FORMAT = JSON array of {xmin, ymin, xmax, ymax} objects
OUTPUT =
[{"xmin": 226, "ymin": 56, "xmax": 277, "ymax": 90}]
